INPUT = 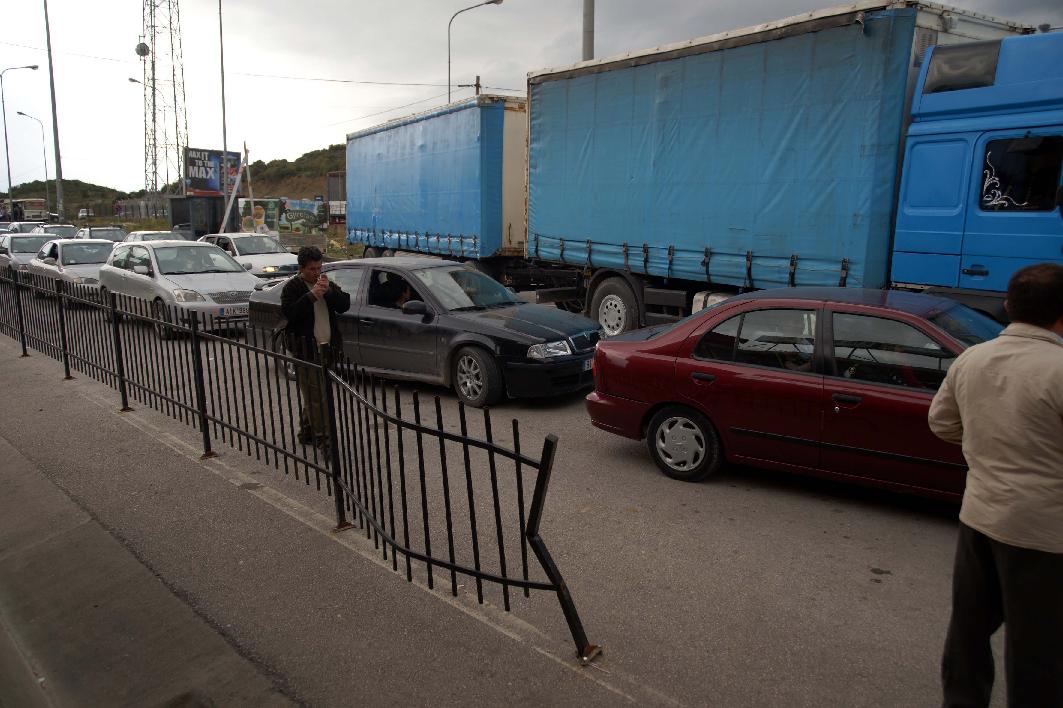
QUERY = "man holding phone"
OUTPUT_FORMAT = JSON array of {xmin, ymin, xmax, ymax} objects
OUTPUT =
[{"xmin": 281, "ymin": 246, "xmax": 351, "ymax": 450}]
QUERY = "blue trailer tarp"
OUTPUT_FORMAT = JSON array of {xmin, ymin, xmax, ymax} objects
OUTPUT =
[
  {"xmin": 346, "ymin": 99, "xmax": 504, "ymax": 259},
  {"xmin": 528, "ymin": 9, "xmax": 917, "ymax": 289}
]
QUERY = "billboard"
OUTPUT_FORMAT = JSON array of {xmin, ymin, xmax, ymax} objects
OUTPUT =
[
  {"xmin": 238, "ymin": 198, "xmax": 282, "ymax": 233},
  {"xmin": 184, "ymin": 147, "xmax": 242, "ymax": 197},
  {"xmin": 279, "ymin": 198, "xmax": 327, "ymax": 234}
]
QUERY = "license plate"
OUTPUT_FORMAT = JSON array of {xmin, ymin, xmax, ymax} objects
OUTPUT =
[
  {"xmin": 582, "ymin": 357, "xmax": 593, "ymax": 371},
  {"xmin": 220, "ymin": 305, "xmax": 248, "ymax": 316}
]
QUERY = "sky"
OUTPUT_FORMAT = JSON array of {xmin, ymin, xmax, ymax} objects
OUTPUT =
[{"xmin": 1, "ymin": 0, "xmax": 1060, "ymax": 194}]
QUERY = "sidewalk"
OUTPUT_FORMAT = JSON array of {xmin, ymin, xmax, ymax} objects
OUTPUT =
[{"xmin": 0, "ymin": 336, "xmax": 631, "ymax": 707}]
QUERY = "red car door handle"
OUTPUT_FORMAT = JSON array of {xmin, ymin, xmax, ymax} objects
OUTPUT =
[
  {"xmin": 692, "ymin": 372, "xmax": 716, "ymax": 383},
  {"xmin": 832, "ymin": 393, "xmax": 862, "ymax": 405}
]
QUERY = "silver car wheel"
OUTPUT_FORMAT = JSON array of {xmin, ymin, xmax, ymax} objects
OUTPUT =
[
  {"xmin": 654, "ymin": 416, "xmax": 705, "ymax": 471},
  {"xmin": 456, "ymin": 354, "xmax": 484, "ymax": 400},
  {"xmin": 598, "ymin": 294, "xmax": 627, "ymax": 337}
]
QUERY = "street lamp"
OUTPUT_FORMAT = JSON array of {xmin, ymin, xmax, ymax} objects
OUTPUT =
[
  {"xmin": 448, "ymin": 0, "xmax": 503, "ymax": 103},
  {"xmin": 15, "ymin": 111, "xmax": 48, "ymax": 216},
  {"xmin": 1, "ymin": 64, "xmax": 39, "ymax": 216}
]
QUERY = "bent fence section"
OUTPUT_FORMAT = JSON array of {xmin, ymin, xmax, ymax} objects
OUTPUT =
[{"xmin": 0, "ymin": 266, "xmax": 599, "ymax": 662}]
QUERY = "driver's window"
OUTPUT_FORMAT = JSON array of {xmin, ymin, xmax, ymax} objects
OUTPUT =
[
  {"xmin": 128, "ymin": 246, "xmax": 152, "ymax": 274},
  {"xmin": 367, "ymin": 270, "xmax": 420, "ymax": 309},
  {"xmin": 831, "ymin": 313, "xmax": 954, "ymax": 390}
]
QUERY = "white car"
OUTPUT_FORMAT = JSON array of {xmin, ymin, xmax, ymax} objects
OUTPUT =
[
  {"xmin": 124, "ymin": 230, "xmax": 188, "ymax": 242},
  {"xmin": 28, "ymin": 238, "xmax": 114, "ymax": 292},
  {"xmin": 199, "ymin": 233, "xmax": 298, "ymax": 278},
  {"xmin": 30, "ymin": 224, "xmax": 78, "ymax": 239},
  {"xmin": 98, "ymin": 240, "xmax": 261, "ymax": 338}
]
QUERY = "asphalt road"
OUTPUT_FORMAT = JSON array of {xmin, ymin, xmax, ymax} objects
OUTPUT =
[{"xmin": 0, "ymin": 290, "xmax": 1008, "ymax": 707}]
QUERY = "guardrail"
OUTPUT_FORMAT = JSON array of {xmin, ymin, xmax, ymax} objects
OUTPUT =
[{"xmin": 0, "ymin": 266, "xmax": 599, "ymax": 663}]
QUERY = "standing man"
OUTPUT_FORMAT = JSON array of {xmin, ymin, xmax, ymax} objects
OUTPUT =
[
  {"xmin": 281, "ymin": 246, "xmax": 351, "ymax": 450},
  {"xmin": 929, "ymin": 262, "xmax": 1063, "ymax": 708}
]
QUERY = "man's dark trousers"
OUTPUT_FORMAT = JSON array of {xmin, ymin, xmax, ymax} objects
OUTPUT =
[{"xmin": 942, "ymin": 522, "xmax": 1063, "ymax": 708}]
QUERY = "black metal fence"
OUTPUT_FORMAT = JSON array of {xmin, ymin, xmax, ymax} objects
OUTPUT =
[{"xmin": 0, "ymin": 266, "xmax": 599, "ymax": 663}]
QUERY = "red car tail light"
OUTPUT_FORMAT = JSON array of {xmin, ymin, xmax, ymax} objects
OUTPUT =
[{"xmin": 592, "ymin": 346, "xmax": 607, "ymax": 392}]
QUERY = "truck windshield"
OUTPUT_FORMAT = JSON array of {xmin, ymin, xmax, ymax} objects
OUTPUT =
[
  {"xmin": 412, "ymin": 267, "xmax": 521, "ymax": 311},
  {"xmin": 927, "ymin": 305, "xmax": 1003, "ymax": 347}
]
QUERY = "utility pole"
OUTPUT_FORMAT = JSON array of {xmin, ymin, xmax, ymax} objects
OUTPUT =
[
  {"xmin": 218, "ymin": 0, "xmax": 229, "ymax": 228},
  {"xmin": 582, "ymin": 0, "xmax": 594, "ymax": 61},
  {"xmin": 43, "ymin": 0, "xmax": 64, "ymax": 219}
]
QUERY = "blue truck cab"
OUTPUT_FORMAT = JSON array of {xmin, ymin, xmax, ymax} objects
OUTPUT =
[{"xmin": 893, "ymin": 31, "xmax": 1063, "ymax": 313}]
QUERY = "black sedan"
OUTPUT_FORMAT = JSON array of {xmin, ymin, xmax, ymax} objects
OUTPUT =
[{"xmin": 250, "ymin": 257, "xmax": 602, "ymax": 407}]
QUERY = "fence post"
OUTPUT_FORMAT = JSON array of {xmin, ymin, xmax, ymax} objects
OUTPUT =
[
  {"xmin": 526, "ymin": 434, "xmax": 600, "ymax": 664},
  {"xmin": 11, "ymin": 269, "xmax": 29, "ymax": 358},
  {"xmin": 108, "ymin": 291, "xmax": 133, "ymax": 412},
  {"xmin": 319, "ymin": 344, "xmax": 352, "ymax": 531},
  {"xmin": 187, "ymin": 312, "xmax": 215, "ymax": 459},
  {"xmin": 55, "ymin": 279, "xmax": 73, "ymax": 380}
]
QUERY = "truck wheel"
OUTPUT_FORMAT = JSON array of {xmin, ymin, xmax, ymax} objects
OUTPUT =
[
  {"xmin": 452, "ymin": 346, "xmax": 503, "ymax": 408},
  {"xmin": 591, "ymin": 277, "xmax": 638, "ymax": 336},
  {"xmin": 363, "ymin": 247, "xmax": 382, "ymax": 259},
  {"xmin": 381, "ymin": 249, "xmax": 395, "ymax": 257}
]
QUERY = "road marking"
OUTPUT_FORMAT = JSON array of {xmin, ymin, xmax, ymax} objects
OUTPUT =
[{"xmin": 76, "ymin": 386, "xmax": 683, "ymax": 707}]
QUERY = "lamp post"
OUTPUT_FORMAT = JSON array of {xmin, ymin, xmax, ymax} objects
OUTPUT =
[
  {"xmin": 1, "ymin": 64, "xmax": 39, "ymax": 216},
  {"xmin": 448, "ymin": 0, "xmax": 503, "ymax": 103},
  {"xmin": 15, "ymin": 111, "xmax": 48, "ymax": 216}
]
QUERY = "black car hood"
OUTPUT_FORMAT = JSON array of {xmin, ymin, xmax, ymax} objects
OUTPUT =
[{"xmin": 451, "ymin": 303, "xmax": 597, "ymax": 343}]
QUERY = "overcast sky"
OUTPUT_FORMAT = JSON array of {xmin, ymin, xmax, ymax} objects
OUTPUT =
[{"xmin": 2, "ymin": 0, "xmax": 1059, "ymax": 194}]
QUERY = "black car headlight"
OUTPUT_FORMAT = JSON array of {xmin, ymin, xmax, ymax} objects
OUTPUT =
[{"xmin": 527, "ymin": 340, "xmax": 573, "ymax": 359}]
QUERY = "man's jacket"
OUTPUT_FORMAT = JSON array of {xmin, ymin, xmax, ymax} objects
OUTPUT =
[{"xmin": 280, "ymin": 275, "xmax": 351, "ymax": 359}]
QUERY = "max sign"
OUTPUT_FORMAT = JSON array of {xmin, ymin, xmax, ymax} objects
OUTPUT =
[{"xmin": 184, "ymin": 147, "xmax": 241, "ymax": 197}]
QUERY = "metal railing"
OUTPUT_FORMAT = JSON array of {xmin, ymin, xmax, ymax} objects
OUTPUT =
[{"xmin": 0, "ymin": 266, "xmax": 599, "ymax": 662}]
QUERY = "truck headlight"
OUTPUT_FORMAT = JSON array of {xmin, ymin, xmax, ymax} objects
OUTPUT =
[
  {"xmin": 527, "ymin": 340, "xmax": 572, "ymax": 359},
  {"xmin": 173, "ymin": 289, "xmax": 206, "ymax": 302}
]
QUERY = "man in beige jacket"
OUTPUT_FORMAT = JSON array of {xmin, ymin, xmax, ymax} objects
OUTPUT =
[{"xmin": 929, "ymin": 263, "xmax": 1063, "ymax": 708}]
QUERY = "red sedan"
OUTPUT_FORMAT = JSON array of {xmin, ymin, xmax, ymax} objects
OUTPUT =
[{"xmin": 586, "ymin": 288, "xmax": 1004, "ymax": 501}]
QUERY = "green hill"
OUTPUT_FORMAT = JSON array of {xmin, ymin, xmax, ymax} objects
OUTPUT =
[{"xmin": 2, "ymin": 178, "xmax": 131, "ymax": 217}]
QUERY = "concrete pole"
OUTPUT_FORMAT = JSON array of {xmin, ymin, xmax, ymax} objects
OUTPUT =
[
  {"xmin": 218, "ymin": 0, "xmax": 229, "ymax": 231},
  {"xmin": 43, "ymin": 0, "xmax": 64, "ymax": 219},
  {"xmin": 582, "ymin": 0, "xmax": 594, "ymax": 61}
]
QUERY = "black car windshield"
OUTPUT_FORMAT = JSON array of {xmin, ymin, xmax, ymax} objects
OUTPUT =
[
  {"xmin": 61, "ymin": 243, "xmax": 112, "ymax": 265},
  {"xmin": 41, "ymin": 226, "xmax": 77, "ymax": 238},
  {"xmin": 91, "ymin": 229, "xmax": 128, "ymax": 242},
  {"xmin": 11, "ymin": 236, "xmax": 50, "ymax": 253},
  {"xmin": 234, "ymin": 235, "xmax": 286, "ymax": 255},
  {"xmin": 154, "ymin": 245, "xmax": 245, "ymax": 275},
  {"xmin": 927, "ymin": 303, "xmax": 1003, "ymax": 346},
  {"xmin": 411, "ymin": 267, "xmax": 521, "ymax": 310}
]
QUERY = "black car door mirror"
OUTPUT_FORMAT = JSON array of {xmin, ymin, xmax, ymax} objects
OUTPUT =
[{"xmin": 401, "ymin": 299, "xmax": 429, "ymax": 316}]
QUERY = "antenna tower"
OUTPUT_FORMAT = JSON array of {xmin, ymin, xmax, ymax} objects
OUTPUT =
[{"xmin": 138, "ymin": 0, "xmax": 188, "ymax": 194}]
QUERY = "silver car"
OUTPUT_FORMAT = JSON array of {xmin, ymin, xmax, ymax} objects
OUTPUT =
[
  {"xmin": 27, "ymin": 238, "xmax": 114, "ymax": 292},
  {"xmin": 98, "ymin": 240, "xmax": 262, "ymax": 337},
  {"xmin": 30, "ymin": 224, "xmax": 78, "ymax": 239},
  {"xmin": 199, "ymin": 233, "xmax": 298, "ymax": 278},
  {"xmin": 0, "ymin": 234, "xmax": 53, "ymax": 271},
  {"xmin": 125, "ymin": 230, "xmax": 185, "ymax": 242},
  {"xmin": 74, "ymin": 226, "xmax": 128, "ymax": 243}
]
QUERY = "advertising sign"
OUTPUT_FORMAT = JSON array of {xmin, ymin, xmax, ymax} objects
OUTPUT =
[
  {"xmin": 184, "ymin": 147, "xmax": 242, "ymax": 197},
  {"xmin": 238, "ymin": 198, "xmax": 282, "ymax": 233},
  {"xmin": 279, "ymin": 198, "xmax": 327, "ymax": 234}
]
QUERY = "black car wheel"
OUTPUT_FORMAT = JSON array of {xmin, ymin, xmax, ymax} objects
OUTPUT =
[
  {"xmin": 591, "ymin": 277, "xmax": 638, "ymax": 336},
  {"xmin": 453, "ymin": 346, "xmax": 503, "ymax": 408},
  {"xmin": 645, "ymin": 406, "xmax": 723, "ymax": 482},
  {"xmin": 152, "ymin": 299, "xmax": 177, "ymax": 340},
  {"xmin": 270, "ymin": 331, "xmax": 298, "ymax": 380}
]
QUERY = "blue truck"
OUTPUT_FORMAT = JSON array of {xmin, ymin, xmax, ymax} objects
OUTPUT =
[{"xmin": 348, "ymin": 2, "xmax": 1063, "ymax": 334}]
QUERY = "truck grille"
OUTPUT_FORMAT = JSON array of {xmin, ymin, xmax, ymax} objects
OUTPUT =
[
  {"xmin": 569, "ymin": 329, "xmax": 601, "ymax": 352},
  {"xmin": 209, "ymin": 290, "xmax": 252, "ymax": 304}
]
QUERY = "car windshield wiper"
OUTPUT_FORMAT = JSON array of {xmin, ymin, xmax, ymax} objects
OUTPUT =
[
  {"xmin": 162, "ymin": 270, "xmax": 198, "ymax": 275},
  {"xmin": 450, "ymin": 305, "xmax": 486, "ymax": 312}
]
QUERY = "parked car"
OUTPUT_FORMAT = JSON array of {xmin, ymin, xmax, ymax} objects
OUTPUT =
[
  {"xmin": 77, "ymin": 208, "xmax": 95, "ymax": 219},
  {"xmin": 0, "ymin": 234, "xmax": 53, "ymax": 271},
  {"xmin": 28, "ymin": 238, "xmax": 114, "ymax": 292},
  {"xmin": 199, "ymin": 233, "xmax": 297, "ymax": 278},
  {"xmin": 98, "ymin": 240, "xmax": 261, "ymax": 339},
  {"xmin": 6, "ymin": 221, "xmax": 45, "ymax": 234},
  {"xmin": 249, "ymin": 257, "xmax": 602, "ymax": 406},
  {"xmin": 30, "ymin": 224, "xmax": 78, "ymax": 239},
  {"xmin": 586, "ymin": 288, "xmax": 1005, "ymax": 501},
  {"xmin": 74, "ymin": 226, "xmax": 128, "ymax": 243},
  {"xmin": 124, "ymin": 230, "xmax": 182, "ymax": 243}
]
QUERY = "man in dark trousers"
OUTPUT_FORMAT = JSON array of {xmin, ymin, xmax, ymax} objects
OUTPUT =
[
  {"xmin": 281, "ymin": 246, "xmax": 351, "ymax": 450},
  {"xmin": 929, "ymin": 262, "xmax": 1063, "ymax": 708}
]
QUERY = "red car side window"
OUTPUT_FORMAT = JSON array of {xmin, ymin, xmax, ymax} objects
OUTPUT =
[
  {"xmin": 831, "ymin": 313, "xmax": 955, "ymax": 390},
  {"xmin": 692, "ymin": 314, "xmax": 740, "ymax": 361}
]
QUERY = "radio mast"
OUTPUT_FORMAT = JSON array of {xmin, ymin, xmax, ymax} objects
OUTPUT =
[{"xmin": 137, "ymin": 0, "xmax": 188, "ymax": 195}]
